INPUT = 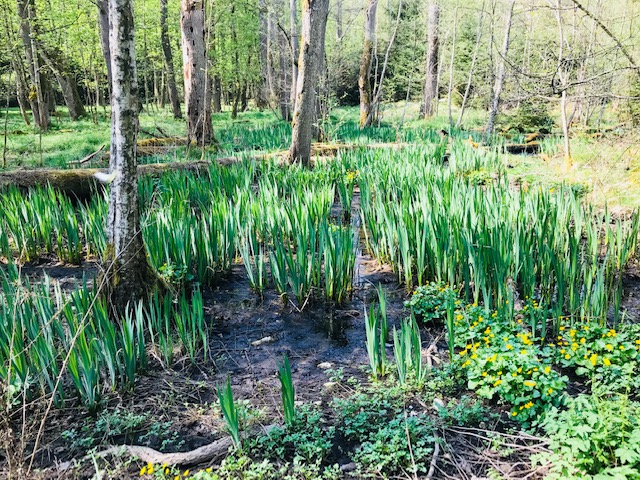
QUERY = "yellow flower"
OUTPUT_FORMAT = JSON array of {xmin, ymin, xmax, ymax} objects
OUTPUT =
[
  {"xmin": 589, "ymin": 353, "xmax": 597, "ymax": 366},
  {"xmin": 206, "ymin": 467, "xmax": 212, "ymax": 473},
  {"xmin": 140, "ymin": 466, "xmax": 147, "ymax": 476},
  {"xmin": 165, "ymin": 468, "xmax": 170, "ymax": 474},
  {"xmin": 183, "ymin": 470, "xmax": 190, "ymax": 477},
  {"xmin": 506, "ymin": 344, "xmax": 513, "ymax": 350},
  {"xmin": 520, "ymin": 349, "xmax": 527, "ymax": 355},
  {"xmin": 471, "ymin": 354, "xmax": 478, "ymax": 359},
  {"xmin": 603, "ymin": 358, "xmax": 611, "ymax": 366},
  {"xmin": 482, "ymin": 371, "xmax": 488, "ymax": 377},
  {"xmin": 544, "ymin": 366, "xmax": 551, "ymax": 374},
  {"xmin": 494, "ymin": 379, "xmax": 502, "ymax": 387},
  {"xmin": 605, "ymin": 344, "xmax": 613, "ymax": 351},
  {"xmin": 459, "ymin": 350, "xmax": 467, "ymax": 356},
  {"xmin": 619, "ymin": 345, "xmax": 625, "ymax": 350},
  {"xmin": 547, "ymin": 388, "xmax": 553, "ymax": 395},
  {"xmin": 524, "ymin": 380, "xmax": 536, "ymax": 387},
  {"xmin": 512, "ymin": 411, "xmax": 517, "ymax": 416},
  {"xmin": 565, "ymin": 354, "xmax": 571, "ymax": 360},
  {"xmin": 517, "ymin": 367, "xmax": 522, "ymax": 373},
  {"xmin": 525, "ymin": 401, "xmax": 534, "ymax": 408},
  {"xmin": 498, "ymin": 371, "xmax": 503, "ymax": 375}
]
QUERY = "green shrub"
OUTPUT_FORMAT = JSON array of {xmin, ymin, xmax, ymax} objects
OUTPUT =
[
  {"xmin": 457, "ymin": 306, "xmax": 568, "ymax": 424},
  {"xmin": 541, "ymin": 394, "xmax": 640, "ymax": 478},
  {"xmin": 404, "ymin": 282, "xmax": 459, "ymax": 323}
]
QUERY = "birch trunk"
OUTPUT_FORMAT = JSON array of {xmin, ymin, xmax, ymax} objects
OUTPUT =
[
  {"xmin": 485, "ymin": 0, "xmax": 516, "ymax": 137},
  {"xmin": 289, "ymin": 0, "xmax": 330, "ymax": 166},
  {"xmin": 181, "ymin": 0, "xmax": 213, "ymax": 146},
  {"xmin": 105, "ymin": 0, "xmax": 156, "ymax": 312},
  {"xmin": 358, "ymin": 0, "xmax": 378, "ymax": 128},
  {"xmin": 161, "ymin": 0, "xmax": 182, "ymax": 119},
  {"xmin": 420, "ymin": 0, "xmax": 440, "ymax": 118}
]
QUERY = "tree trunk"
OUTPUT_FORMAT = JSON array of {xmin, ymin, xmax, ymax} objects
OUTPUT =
[
  {"xmin": 181, "ymin": 0, "xmax": 213, "ymax": 146},
  {"xmin": 289, "ymin": 0, "xmax": 330, "ymax": 166},
  {"xmin": 212, "ymin": 76, "xmax": 222, "ymax": 112},
  {"xmin": 161, "ymin": 0, "xmax": 182, "ymax": 119},
  {"xmin": 485, "ymin": 0, "xmax": 516, "ymax": 137},
  {"xmin": 105, "ymin": 0, "xmax": 156, "ymax": 313},
  {"xmin": 258, "ymin": 0, "xmax": 270, "ymax": 108},
  {"xmin": 97, "ymin": 0, "xmax": 112, "ymax": 88},
  {"xmin": 289, "ymin": 0, "xmax": 298, "ymax": 113},
  {"xmin": 16, "ymin": 0, "xmax": 49, "ymax": 130},
  {"xmin": 358, "ymin": 0, "xmax": 378, "ymax": 128},
  {"xmin": 336, "ymin": 0, "xmax": 342, "ymax": 40},
  {"xmin": 420, "ymin": 0, "xmax": 439, "ymax": 118},
  {"xmin": 279, "ymin": 30, "xmax": 291, "ymax": 120},
  {"xmin": 447, "ymin": 9, "xmax": 458, "ymax": 128},
  {"xmin": 11, "ymin": 57, "xmax": 31, "ymax": 126},
  {"xmin": 38, "ymin": 47, "xmax": 86, "ymax": 120},
  {"xmin": 456, "ymin": 0, "xmax": 485, "ymax": 128}
]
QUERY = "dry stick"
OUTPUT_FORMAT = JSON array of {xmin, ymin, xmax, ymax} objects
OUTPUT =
[{"xmin": 425, "ymin": 439, "xmax": 440, "ymax": 480}]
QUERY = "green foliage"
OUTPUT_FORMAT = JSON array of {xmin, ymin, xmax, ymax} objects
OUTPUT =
[
  {"xmin": 456, "ymin": 305, "xmax": 568, "ymax": 424},
  {"xmin": 541, "ymin": 394, "xmax": 640, "ymax": 479},
  {"xmin": 278, "ymin": 355, "xmax": 296, "ymax": 426},
  {"xmin": 500, "ymin": 101, "xmax": 555, "ymax": 133},
  {"xmin": 404, "ymin": 281, "xmax": 459, "ymax": 323},
  {"xmin": 251, "ymin": 406, "xmax": 334, "ymax": 466},
  {"xmin": 364, "ymin": 286, "xmax": 389, "ymax": 379},
  {"xmin": 393, "ymin": 315, "xmax": 426, "ymax": 387},
  {"xmin": 218, "ymin": 376, "xmax": 242, "ymax": 450},
  {"xmin": 547, "ymin": 322, "xmax": 640, "ymax": 393}
]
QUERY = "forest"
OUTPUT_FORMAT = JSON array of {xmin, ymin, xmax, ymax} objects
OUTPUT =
[{"xmin": 1, "ymin": 0, "xmax": 640, "ymax": 478}]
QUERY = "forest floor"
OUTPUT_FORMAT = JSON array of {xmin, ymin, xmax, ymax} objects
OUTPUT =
[{"xmin": 2, "ymin": 104, "xmax": 640, "ymax": 479}]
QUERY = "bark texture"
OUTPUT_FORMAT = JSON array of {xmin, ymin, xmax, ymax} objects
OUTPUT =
[
  {"xmin": 105, "ymin": 0, "xmax": 155, "ymax": 312},
  {"xmin": 485, "ymin": 0, "xmax": 516, "ymax": 136},
  {"xmin": 181, "ymin": 0, "xmax": 213, "ymax": 146},
  {"xmin": 38, "ymin": 47, "xmax": 86, "ymax": 120},
  {"xmin": 358, "ymin": 0, "xmax": 378, "ymax": 128},
  {"xmin": 161, "ymin": 0, "xmax": 182, "ymax": 119},
  {"xmin": 289, "ymin": 0, "xmax": 298, "ymax": 113},
  {"xmin": 289, "ymin": 0, "xmax": 330, "ymax": 166},
  {"xmin": 16, "ymin": 0, "xmax": 49, "ymax": 130},
  {"xmin": 97, "ymin": 0, "xmax": 112, "ymax": 87},
  {"xmin": 420, "ymin": 0, "xmax": 440, "ymax": 118}
]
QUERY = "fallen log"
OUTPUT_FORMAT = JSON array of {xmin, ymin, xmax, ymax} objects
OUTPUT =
[
  {"xmin": 504, "ymin": 141, "xmax": 541, "ymax": 155},
  {"xmin": 0, "ymin": 159, "xmax": 237, "ymax": 201},
  {"xmin": 57, "ymin": 424, "xmax": 276, "ymax": 472}
]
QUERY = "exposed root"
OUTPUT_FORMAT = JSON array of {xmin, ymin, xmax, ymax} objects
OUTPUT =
[{"xmin": 57, "ymin": 425, "xmax": 277, "ymax": 472}]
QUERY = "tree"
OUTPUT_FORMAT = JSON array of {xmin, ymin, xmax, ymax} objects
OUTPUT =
[
  {"xmin": 358, "ymin": 0, "xmax": 378, "ymax": 128},
  {"xmin": 181, "ymin": 0, "xmax": 213, "ymax": 146},
  {"xmin": 105, "ymin": 0, "xmax": 156, "ymax": 312},
  {"xmin": 289, "ymin": 0, "xmax": 330, "ymax": 166},
  {"xmin": 485, "ymin": 0, "xmax": 516, "ymax": 137},
  {"xmin": 16, "ymin": 0, "xmax": 49, "ymax": 130},
  {"xmin": 161, "ymin": 0, "xmax": 182, "ymax": 119},
  {"xmin": 289, "ymin": 0, "xmax": 298, "ymax": 112},
  {"xmin": 420, "ymin": 0, "xmax": 440, "ymax": 118}
]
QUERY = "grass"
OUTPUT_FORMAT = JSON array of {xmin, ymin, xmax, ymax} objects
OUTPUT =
[{"xmin": 2, "ymin": 103, "xmax": 640, "ymax": 478}]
